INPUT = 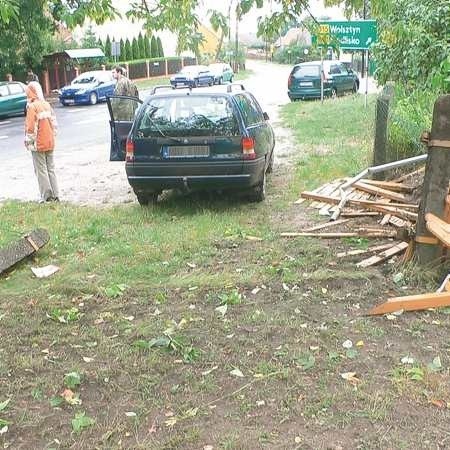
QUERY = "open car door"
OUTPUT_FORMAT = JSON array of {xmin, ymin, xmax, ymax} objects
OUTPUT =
[{"xmin": 106, "ymin": 95, "xmax": 143, "ymax": 161}]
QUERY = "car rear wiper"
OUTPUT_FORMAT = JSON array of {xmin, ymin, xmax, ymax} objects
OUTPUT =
[{"xmin": 146, "ymin": 106, "xmax": 183, "ymax": 144}]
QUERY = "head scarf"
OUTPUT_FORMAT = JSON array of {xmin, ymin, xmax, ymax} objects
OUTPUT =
[{"xmin": 26, "ymin": 81, "xmax": 45, "ymax": 102}]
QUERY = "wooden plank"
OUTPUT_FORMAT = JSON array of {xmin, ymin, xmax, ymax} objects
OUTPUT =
[
  {"xmin": 392, "ymin": 166, "xmax": 425, "ymax": 184},
  {"xmin": 425, "ymin": 213, "xmax": 450, "ymax": 247},
  {"xmin": 303, "ymin": 219, "xmax": 350, "ymax": 232},
  {"xmin": 340, "ymin": 211, "xmax": 381, "ymax": 218},
  {"xmin": 301, "ymin": 191, "xmax": 418, "ymax": 210},
  {"xmin": 380, "ymin": 214, "xmax": 391, "ymax": 226},
  {"xmin": 0, "ymin": 229, "xmax": 50, "ymax": 274},
  {"xmin": 368, "ymin": 291, "xmax": 450, "ymax": 315},
  {"xmin": 281, "ymin": 230, "xmax": 397, "ymax": 238},
  {"xmin": 337, "ymin": 243, "xmax": 396, "ymax": 258},
  {"xmin": 356, "ymin": 242, "xmax": 409, "ymax": 268},
  {"xmin": 389, "ymin": 216, "xmax": 409, "ymax": 228},
  {"xmin": 360, "ymin": 179, "xmax": 414, "ymax": 193},
  {"xmin": 354, "ymin": 181, "xmax": 407, "ymax": 202}
]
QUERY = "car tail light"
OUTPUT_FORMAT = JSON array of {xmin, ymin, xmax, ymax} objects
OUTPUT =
[
  {"xmin": 126, "ymin": 138, "xmax": 134, "ymax": 162},
  {"xmin": 241, "ymin": 137, "xmax": 256, "ymax": 160}
]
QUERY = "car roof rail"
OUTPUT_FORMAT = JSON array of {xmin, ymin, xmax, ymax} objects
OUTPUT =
[
  {"xmin": 227, "ymin": 83, "xmax": 245, "ymax": 93},
  {"xmin": 150, "ymin": 85, "xmax": 175, "ymax": 95}
]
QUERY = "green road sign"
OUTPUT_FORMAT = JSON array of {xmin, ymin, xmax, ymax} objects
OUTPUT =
[{"xmin": 313, "ymin": 20, "xmax": 378, "ymax": 50}]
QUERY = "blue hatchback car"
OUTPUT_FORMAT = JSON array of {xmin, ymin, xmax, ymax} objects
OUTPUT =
[
  {"xmin": 59, "ymin": 70, "xmax": 115, "ymax": 106},
  {"xmin": 107, "ymin": 84, "xmax": 275, "ymax": 205}
]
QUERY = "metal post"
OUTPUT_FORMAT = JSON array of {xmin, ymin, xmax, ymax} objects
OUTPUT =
[
  {"xmin": 320, "ymin": 47, "xmax": 324, "ymax": 104},
  {"xmin": 364, "ymin": 50, "xmax": 369, "ymax": 108}
]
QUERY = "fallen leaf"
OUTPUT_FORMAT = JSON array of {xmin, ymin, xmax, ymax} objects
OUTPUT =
[
  {"xmin": 430, "ymin": 399, "xmax": 448, "ymax": 409},
  {"xmin": 125, "ymin": 411, "xmax": 137, "ymax": 417},
  {"xmin": 0, "ymin": 426, "xmax": 8, "ymax": 435},
  {"xmin": 401, "ymin": 356, "xmax": 415, "ymax": 364},
  {"xmin": 203, "ymin": 445, "xmax": 214, "ymax": 450},
  {"xmin": 321, "ymin": 287, "xmax": 328, "ymax": 294},
  {"xmin": 187, "ymin": 262, "xmax": 197, "ymax": 268},
  {"xmin": 251, "ymin": 287, "xmax": 261, "ymax": 295},
  {"xmin": 340, "ymin": 372, "xmax": 361, "ymax": 383},
  {"xmin": 61, "ymin": 389, "xmax": 81, "ymax": 405},
  {"xmin": 215, "ymin": 305, "xmax": 228, "ymax": 316},
  {"xmin": 202, "ymin": 366, "xmax": 218, "ymax": 376},
  {"xmin": 164, "ymin": 417, "xmax": 177, "ymax": 427},
  {"xmin": 342, "ymin": 339, "xmax": 353, "ymax": 349},
  {"xmin": 94, "ymin": 318, "xmax": 105, "ymax": 325},
  {"xmin": 230, "ymin": 368, "xmax": 244, "ymax": 378},
  {"xmin": 356, "ymin": 341, "xmax": 364, "ymax": 347},
  {"xmin": 31, "ymin": 265, "xmax": 60, "ymax": 278},
  {"xmin": 82, "ymin": 356, "xmax": 94, "ymax": 363},
  {"xmin": 245, "ymin": 235, "xmax": 262, "ymax": 241}
]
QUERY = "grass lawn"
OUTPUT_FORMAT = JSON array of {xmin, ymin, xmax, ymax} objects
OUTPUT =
[{"xmin": 1, "ymin": 93, "xmax": 449, "ymax": 449}]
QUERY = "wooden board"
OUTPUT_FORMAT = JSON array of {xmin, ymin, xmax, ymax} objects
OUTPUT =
[
  {"xmin": 0, "ymin": 229, "xmax": 50, "ymax": 274},
  {"xmin": 354, "ymin": 181, "xmax": 407, "ymax": 203},
  {"xmin": 281, "ymin": 230, "xmax": 397, "ymax": 238},
  {"xmin": 360, "ymin": 179, "xmax": 415, "ymax": 193},
  {"xmin": 369, "ymin": 291, "xmax": 450, "ymax": 315},
  {"xmin": 425, "ymin": 213, "xmax": 450, "ymax": 247},
  {"xmin": 356, "ymin": 241, "xmax": 409, "ymax": 267},
  {"xmin": 303, "ymin": 219, "xmax": 350, "ymax": 232},
  {"xmin": 337, "ymin": 243, "xmax": 396, "ymax": 258}
]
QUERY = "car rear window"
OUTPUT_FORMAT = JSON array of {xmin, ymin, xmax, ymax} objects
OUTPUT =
[
  {"xmin": 136, "ymin": 95, "xmax": 239, "ymax": 137},
  {"xmin": 0, "ymin": 85, "xmax": 10, "ymax": 96},
  {"xmin": 292, "ymin": 65, "xmax": 320, "ymax": 77}
]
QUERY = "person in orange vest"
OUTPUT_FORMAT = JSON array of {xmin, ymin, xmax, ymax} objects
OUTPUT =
[{"xmin": 24, "ymin": 81, "xmax": 59, "ymax": 202}]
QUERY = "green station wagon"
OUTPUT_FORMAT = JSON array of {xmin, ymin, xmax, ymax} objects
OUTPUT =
[
  {"xmin": 107, "ymin": 84, "xmax": 275, "ymax": 205},
  {"xmin": 0, "ymin": 81, "xmax": 27, "ymax": 118},
  {"xmin": 288, "ymin": 60, "xmax": 359, "ymax": 101}
]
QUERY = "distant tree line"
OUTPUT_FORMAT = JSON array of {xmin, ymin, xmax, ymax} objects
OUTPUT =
[{"xmin": 100, "ymin": 33, "xmax": 164, "ymax": 62}]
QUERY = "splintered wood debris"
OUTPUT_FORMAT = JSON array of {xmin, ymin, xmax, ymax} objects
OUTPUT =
[{"xmin": 285, "ymin": 167, "xmax": 424, "ymax": 267}]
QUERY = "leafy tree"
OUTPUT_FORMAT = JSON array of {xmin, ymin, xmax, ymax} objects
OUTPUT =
[
  {"xmin": 150, "ymin": 36, "xmax": 158, "ymax": 58},
  {"xmin": 372, "ymin": 0, "xmax": 449, "ymax": 89},
  {"xmin": 0, "ymin": 0, "xmax": 118, "ymax": 80},
  {"xmin": 124, "ymin": 38, "xmax": 132, "ymax": 61},
  {"xmin": 156, "ymin": 36, "xmax": 164, "ymax": 57},
  {"xmin": 143, "ymin": 35, "xmax": 151, "ymax": 59},
  {"xmin": 131, "ymin": 37, "xmax": 139, "ymax": 60},
  {"xmin": 119, "ymin": 38, "xmax": 125, "ymax": 61},
  {"xmin": 209, "ymin": 10, "xmax": 229, "ymax": 61},
  {"xmin": 81, "ymin": 25, "xmax": 97, "ymax": 48},
  {"xmin": 104, "ymin": 35, "xmax": 112, "ymax": 59},
  {"xmin": 137, "ymin": 32, "xmax": 145, "ymax": 59}
]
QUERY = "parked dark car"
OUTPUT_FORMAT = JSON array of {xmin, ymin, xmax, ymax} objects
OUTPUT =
[
  {"xmin": 170, "ymin": 65, "xmax": 215, "ymax": 88},
  {"xmin": 59, "ymin": 70, "xmax": 115, "ymax": 106},
  {"xmin": 107, "ymin": 84, "xmax": 275, "ymax": 205},
  {"xmin": 288, "ymin": 60, "xmax": 359, "ymax": 101},
  {"xmin": 0, "ymin": 81, "xmax": 27, "ymax": 118}
]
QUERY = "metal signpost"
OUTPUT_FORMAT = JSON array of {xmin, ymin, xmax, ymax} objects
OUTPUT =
[
  {"xmin": 111, "ymin": 41, "xmax": 121, "ymax": 63},
  {"xmin": 313, "ymin": 20, "xmax": 377, "ymax": 107}
]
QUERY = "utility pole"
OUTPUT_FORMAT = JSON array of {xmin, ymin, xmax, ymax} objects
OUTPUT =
[
  {"xmin": 235, "ymin": 2, "xmax": 240, "ymax": 72},
  {"xmin": 361, "ymin": 0, "xmax": 367, "ymax": 78},
  {"xmin": 228, "ymin": 0, "xmax": 233, "ymax": 66}
]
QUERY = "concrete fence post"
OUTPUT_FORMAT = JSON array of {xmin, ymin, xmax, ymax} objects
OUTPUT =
[{"xmin": 415, "ymin": 94, "xmax": 450, "ymax": 265}]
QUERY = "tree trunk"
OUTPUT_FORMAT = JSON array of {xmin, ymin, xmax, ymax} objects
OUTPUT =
[{"xmin": 415, "ymin": 95, "xmax": 450, "ymax": 265}]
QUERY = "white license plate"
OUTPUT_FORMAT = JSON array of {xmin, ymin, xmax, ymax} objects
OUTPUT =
[
  {"xmin": 167, "ymin": 145, "xmax": 209, "ymax": 158},
  {"xmin": 65, "ymin": 99, "xmax": 75, "ymax": 104},
  {"xmin": 300, "ymin": 82, "xmax": 313, "ymax": 87}
]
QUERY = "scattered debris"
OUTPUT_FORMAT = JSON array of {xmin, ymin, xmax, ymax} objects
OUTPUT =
[{"xmin": 31, "ymin": 264, "xmax": 60, "ymax": 278}]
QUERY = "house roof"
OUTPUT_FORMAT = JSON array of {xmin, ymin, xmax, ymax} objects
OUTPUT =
[{"xmin": 64, "ymin": 48, "xmax": 105, "ymax": 59}]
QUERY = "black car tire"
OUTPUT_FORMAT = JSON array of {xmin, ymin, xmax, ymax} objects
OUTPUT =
[
  {"xmin": 266, "ymin": 150, "xmax": 274, "ymax": 174},
  {"xmin": 352, "ymin": 82, "xmax": 359, "ymax": 94},
  {"xmin": 249, "ymin": 169, "xmax": 266, "ymax": 203},
  {"xmin": 218, "ymin": 77, "xmax": 223, "ymax": 85},
  {"xmin": 331, "ymin": 88, "xmax": 338, "ymax": 99},
  {"xmin": 193, "ymin": 80, "xmax": 198, "ymax": 88},
  {"xmin": 90, "ymin": 92, "xmax": 98, "ymax": 105},
  {"xmin": 136, "ymin": 192, "xmax": 159, "ymax": 206}
]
